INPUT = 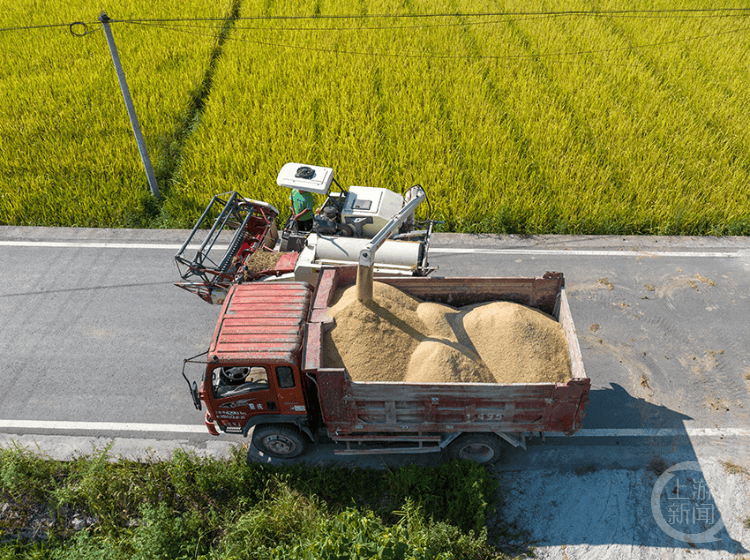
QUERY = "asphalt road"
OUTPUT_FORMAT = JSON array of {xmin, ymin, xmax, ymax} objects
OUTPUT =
[{"xmin": 1, "ymin": 226, "xmax": 749, "ymax": 558}]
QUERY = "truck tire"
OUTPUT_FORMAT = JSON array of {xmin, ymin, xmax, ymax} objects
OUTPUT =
[
  {"xmin": 251, "ymin": 425, "xmax": 308, "ymax": 459},
  {"xmin": 447, "ymin": 434, "xmax": 507, "ymax": 465}
]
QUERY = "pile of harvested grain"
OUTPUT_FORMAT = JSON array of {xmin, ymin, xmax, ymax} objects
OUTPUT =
[
  {"xmin": 324, "ymin": 282, "xmax": 571, "ymax": 384},
  {"xmin": 415, "ymin": 302, "xmax": 459, "ymax": 340},
  {"xmin": 324, "ymin": 282, "xmax": 425, "ymax": 382},
  {"xmin": 243, "ymin": 250, "xmax": 285, "ymax": 280},
  {"xmin": 406, "ymin": 301, "xmax": 496, "ymax": 383},
  {"xmin": 405, "ymin": 338, "xmax": 496, "ymax": 383},
  {"xmin": 463, "ymin": 301, "xmax": 571, "ymax": 384}
]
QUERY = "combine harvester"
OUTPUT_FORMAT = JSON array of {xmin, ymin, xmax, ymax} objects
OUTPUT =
[{"xmin": 174, "ymin": 163, "xmax": 436, "ymax": 303}]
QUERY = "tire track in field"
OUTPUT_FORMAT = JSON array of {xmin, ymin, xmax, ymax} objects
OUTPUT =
[
  {"xmin": 488, "ymin": 2, "xmax": 630, "ymax": 209},
  {"xmin": 155, "ymin": 0, "xmax": 242, "ymax": 192},
  {"xmin": 457, "ymin": 0, "xmax": 634, "ymax": 232},
  {"xmin": 585, "ymin": 4, "xmax": 750, "ymax": 197},
  {"xmin": 424, "ymin": 0, "xmax": 481, "ymax": 219},
  {"xmin": 368, "ymin": 66, "xmax": 398, "ymax": 184},
  {"xmin": 593, "ymin": 5, "xmax": 746, "ymax": 138},
  {"xmin": 447, "ymin": 3, "xmax": 554, "ymax": 229}
]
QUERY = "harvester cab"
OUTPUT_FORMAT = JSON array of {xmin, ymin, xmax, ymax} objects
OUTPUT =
[{"xmin": 276, "ymin": 162, "xmax": 423, "ymax": 250}]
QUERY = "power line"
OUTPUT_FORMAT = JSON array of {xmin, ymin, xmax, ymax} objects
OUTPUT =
[
  {"xmin": 69, "ymin": 22, "xmax": 101, "ymax": 37},
  {"xmin": 127, "ymin": 18, "xmax": 750, "ymax": 63},
  {"xmin": 3, "ymin": 8, "xmax": 749, "ymax": 68},
  {"xmin": 126, "ymin": 13, "xmax": 572, "ymax": 33},
  {"xmin": 2, "ymin": 7, "xmax": 750, "ymax": 34},
  {"xmin": 0, "ymin": 21, "xmax": 78, "ymax": 33},
  {"xmin": 117, "ymin": 8, "xmax": 750, "ymax": 23},
  {"xmin": 126, "ymin": 10, "xmax": 750, "ymax": 34}
]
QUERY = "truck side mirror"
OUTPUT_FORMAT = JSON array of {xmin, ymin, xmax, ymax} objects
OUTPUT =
[{"xmin": 191, "ymin": 381, "xmax": 202, "ymax": 411}]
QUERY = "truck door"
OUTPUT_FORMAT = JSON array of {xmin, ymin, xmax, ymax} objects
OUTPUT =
[
  {"xmin": 272, "ymin": 365, "xmax": 308, "ymax": 415},
  {"xmin": 208, "ymin": 366, "xmax": 277, "ymax": 432},
  {"xmin": 209, "ymin": 365, "xmax": 307, "ymax": 431}
]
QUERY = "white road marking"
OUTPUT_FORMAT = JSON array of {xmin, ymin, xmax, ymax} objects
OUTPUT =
[
  {"xmin": 0, "ymin": 241, "xmax": 210, "ymax": 250},
  {"xmin": 547, "ymin": 428, "xmax": 750, "ymax": 438},
  {"xmin": 0, "ymin": 240, "xmax": 742, "ymax": 258},
  {"xmin": 1, "ymin": 420, "xmax": 748, "ymax": 438},
  {"xmin": 430, "ymin": 248, "xmax": 740, "ymax": 258},
  {"xmin": 0, "ymin": 420, "xmax": 206, "ymax": 433}
]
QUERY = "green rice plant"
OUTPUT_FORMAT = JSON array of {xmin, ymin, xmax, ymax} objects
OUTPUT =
[{"xmin": 165, "ymin": 0, "xmax": 749, "ymax": 234}]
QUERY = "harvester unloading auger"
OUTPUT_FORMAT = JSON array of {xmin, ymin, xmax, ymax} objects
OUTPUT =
[
  {"xmin": 174, "ymin": 163, "xmax": 436, "ymax": 304},
  {"xmin": 355, "ymin": 185, "xmax": 426, "ymax": 302}
]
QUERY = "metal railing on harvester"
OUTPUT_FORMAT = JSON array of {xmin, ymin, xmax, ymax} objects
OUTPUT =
[{"xmin": 174, "ymin": 192, "xmax": 279, "ymax": 303}]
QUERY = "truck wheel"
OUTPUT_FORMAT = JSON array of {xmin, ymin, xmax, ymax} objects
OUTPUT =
[
  {"xmin": 448, "ymin": 434, "xmax": 507, "ymax": 465},
  {"xmin": 251, "ymin": 425, "xmax": 308, "ymax": 459}
]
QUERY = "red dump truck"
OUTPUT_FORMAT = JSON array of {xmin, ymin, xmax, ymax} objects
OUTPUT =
[{"xmin": 183, "ymin": 267, "xmax": 590, "ymax": 464}]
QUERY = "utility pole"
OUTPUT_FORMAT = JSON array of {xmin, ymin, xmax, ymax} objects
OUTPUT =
[{"xmin": 99, "ymin": 12, "xmax": 160, "ymax": 198}]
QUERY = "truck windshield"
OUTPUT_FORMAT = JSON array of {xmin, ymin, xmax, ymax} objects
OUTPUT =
[{"xmin": 212, "ymin": 366, "xmax": 270, "ymax": 398}]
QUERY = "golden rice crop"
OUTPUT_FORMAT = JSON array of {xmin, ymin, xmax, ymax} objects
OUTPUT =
[
  {"xmin": 2, "ymin": 0, "xmax": 749, "ymax": 234},
  {"xmin": 0, "ymin": 0, "xmax": 236, "ymax": 226}
]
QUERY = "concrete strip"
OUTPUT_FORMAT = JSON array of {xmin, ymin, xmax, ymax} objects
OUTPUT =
[
  {"xmin": 497, "ymin": 455, "xmax": 750, "ymax": 559},
  {"xmin": 0, "ymin": 420, "xmax": 206, "ymax": 433},
  {"xmin": 0, "ymin": 434, "xmax": 239, "ymax": 461},
  {"xmin": 3, "ymin": 421, "xmax": 749, "ymax": 439},
  {"xmin": 546, "ymin": 428, "xmax": 750, "ymax": 438}
]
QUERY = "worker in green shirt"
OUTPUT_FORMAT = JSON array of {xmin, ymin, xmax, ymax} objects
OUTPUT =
[{"xmin": 290, "ymin": 188, "xmax": 315, "ymax": 232}]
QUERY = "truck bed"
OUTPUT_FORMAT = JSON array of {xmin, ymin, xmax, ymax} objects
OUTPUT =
[{"xmin": 303, "ymin": 268, "xmax": 590, "ymax": 442}]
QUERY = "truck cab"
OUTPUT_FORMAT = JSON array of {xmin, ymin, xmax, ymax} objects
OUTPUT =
[{"xmin": 199, "ymin": 282, "xmax": 317, "ymax": 449}]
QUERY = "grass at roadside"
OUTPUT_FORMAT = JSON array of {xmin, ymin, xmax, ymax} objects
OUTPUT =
[{"xmin": 0, "ymin": 443, "xmax": 520, "ymax": 559}]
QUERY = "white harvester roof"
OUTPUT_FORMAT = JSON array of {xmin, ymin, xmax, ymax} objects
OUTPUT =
[{"xmin": 276, "ymin": 163, "xmax": 334, "ymax": 194}]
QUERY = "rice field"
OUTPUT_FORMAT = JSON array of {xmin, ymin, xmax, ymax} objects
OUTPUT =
[
  {"xmin": 2, "ymin": 0, "xmax": 749, "ymax": 234},
  {"xmin": 0, "ymin": 0, "xmax": 235, "ymax": 226}
]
